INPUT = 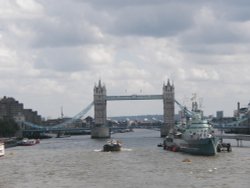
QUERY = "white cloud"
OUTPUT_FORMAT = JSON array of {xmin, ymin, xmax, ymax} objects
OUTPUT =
[
  {"xmin": 190, "ymin": 68, "xmax": 219, "ymax": 81},
  {"xmin": 87, "ymin": 45, "xmax": 114, "ymax": 65},
  {"xmin": 16, "ymin": 0, "xmax": 43, "ymax": 13}
]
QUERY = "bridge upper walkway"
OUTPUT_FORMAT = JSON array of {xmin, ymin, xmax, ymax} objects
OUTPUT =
[{"xmin": 106, "ymin": 94, "xmax": 163, "ymax": 101}]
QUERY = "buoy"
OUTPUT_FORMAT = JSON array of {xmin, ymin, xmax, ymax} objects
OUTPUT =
[
  {"xmin": 182, "ymin": 158, "xmax": 192, "ymax": 163},
  {"xmin": 172, "ymin": 146, "xmax": 177, "ymax": 152}
]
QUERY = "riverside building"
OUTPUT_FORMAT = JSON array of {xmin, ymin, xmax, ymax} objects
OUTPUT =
[{"xmin": 0, "ymin": 96, "xmax": 42, "ymax": 124}]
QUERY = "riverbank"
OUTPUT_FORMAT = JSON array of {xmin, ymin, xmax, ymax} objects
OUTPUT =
[{"xmin": 0, "ymin": 137, "xmax": 19, "ymax": 148}]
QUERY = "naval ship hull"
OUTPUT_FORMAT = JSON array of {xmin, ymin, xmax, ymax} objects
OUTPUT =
[
  {"xmin": 164, "ymin": 137, "xmax": 218, "ymax": 156},
  {"xmin": 176, "ymin": 137, "xmax": 218, "ymax": 156}
]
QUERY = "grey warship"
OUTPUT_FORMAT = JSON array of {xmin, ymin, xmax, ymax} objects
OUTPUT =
[{"xmin": 164, "ymin": 97, "xmax": 219, "ymax": 156}]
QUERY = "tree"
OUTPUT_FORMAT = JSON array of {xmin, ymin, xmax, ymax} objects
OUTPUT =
[{"xmin": 0, "ymin": 119, "xmax": 20, "ymax": 137}]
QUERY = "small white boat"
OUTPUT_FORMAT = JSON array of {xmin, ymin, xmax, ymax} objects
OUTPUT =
[
  {"xmin": 0, "ymin": 142, "xmax": 5, "ymax": 157},
  {"xmin": 18, "ymin": 138, "xmax": 40, "ymax": 146}
]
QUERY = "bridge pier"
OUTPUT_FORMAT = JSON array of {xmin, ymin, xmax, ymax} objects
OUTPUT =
[
  {"xmin": 91, "ymin": 126, "xmax": 110, "ymax": 138},
  {"xmin": 236, "ymin": 139, "xmax": 243, "ymax": 147},
  {"xmin": 161, "ymin": 80, "xmax": 175, "ymax": 137},
  {"xmin": 92, "ymin": 80, "xmax": 110, "ymax": 138}
]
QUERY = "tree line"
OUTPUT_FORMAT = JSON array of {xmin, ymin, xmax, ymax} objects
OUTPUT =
[{"xmin": 0, "ymin": 119, "xmax": 19, "ymax": 137}]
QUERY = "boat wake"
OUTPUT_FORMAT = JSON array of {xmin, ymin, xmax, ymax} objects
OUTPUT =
[
  {"xmin": 121, "ymin": 148, "xmax": 132, "ymax": 151},
  {"xmin": 94, "ymin": 149, "xmax": 102, "ymax": 152},
  {"xmin": 93, "ymin": 148, "xmax": 132, "ymax": 152}
]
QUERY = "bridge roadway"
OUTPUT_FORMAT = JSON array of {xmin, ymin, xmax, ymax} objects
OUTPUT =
[
  {"xmin": 23, "ymin": 127, "xmax": 91, "ymax": 133},
  {"xmin": 22, "ymin": 126, "xmax": 161, "ymax": 133}
]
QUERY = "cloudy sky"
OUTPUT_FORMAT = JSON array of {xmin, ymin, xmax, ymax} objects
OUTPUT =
[{"xmin": 1, "ymin": 0, "xmax": 250, "ymax": 119}]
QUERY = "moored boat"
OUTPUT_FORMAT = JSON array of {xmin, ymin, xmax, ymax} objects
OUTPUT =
[
  {"xmin": 0, "ymin": 142, "xmax": 5, "ymax": 157},
  {"xmin": 4, "ymin": 138, "xmax": 18, "ymax": 148},
  {"xmin": 103, "ymin": 139, "xmax": 122, "ymax": 152},
  {"xmin": 18, "ymin": 138, "xmax": 40, "ymax": 146},
  {"xmin": 0, "ymin": 138, "xmax": 18, "ymax": 148}
]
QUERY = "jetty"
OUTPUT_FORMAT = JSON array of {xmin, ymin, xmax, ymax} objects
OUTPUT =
[{"xmin": 216, "ymin": 134, "xmax": 250, "ymax": 147}]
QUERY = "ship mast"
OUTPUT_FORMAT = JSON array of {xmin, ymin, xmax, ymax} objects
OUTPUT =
[{"xmin": 61, "ymin": 106, "xmax": 64, "ymax": 119}]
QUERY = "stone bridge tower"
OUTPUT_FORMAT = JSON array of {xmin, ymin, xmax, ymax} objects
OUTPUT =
[
  {"xmin": 92, "ymin": 80, "xmax": 110, "ymax": 138},
  {"xmin": 161, "ymin": 80, "xmax": 175, "ymax": 137}
]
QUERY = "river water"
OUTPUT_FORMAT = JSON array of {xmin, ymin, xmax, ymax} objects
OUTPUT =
[{"xmin": 1, "ymin": 129, "xmax": 250, "ymax": 188}]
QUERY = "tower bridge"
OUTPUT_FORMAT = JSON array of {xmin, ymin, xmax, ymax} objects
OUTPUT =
[
  {"xmin": 21, "ymin": 79, "xmax": 175, "ymax": 139},
  {"xmin": 21, "ymin": 80, "xmax": 250, "ymax": 140},
  {"xmin": 92, "ymin": 80, "xmax": 174, "ymax": 138}
]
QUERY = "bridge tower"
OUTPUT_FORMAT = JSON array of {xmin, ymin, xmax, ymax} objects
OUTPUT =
[
  {"xmin": 92, "ymin": 80, "xmax": 110, "ymax": 138},
  {"xmin": 161, "ymin": 80, "xmax": 175, "ymax": 137}
]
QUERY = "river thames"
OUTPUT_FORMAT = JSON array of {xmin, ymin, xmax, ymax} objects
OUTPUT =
[{"xmin": 1, "ymin": 129, "xmax": 250, "ymax": 188}]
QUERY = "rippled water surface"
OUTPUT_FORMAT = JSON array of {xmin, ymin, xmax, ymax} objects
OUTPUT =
[{"xmin": 1, "ymin": 129, "xmax": 250, "ymax": 188}]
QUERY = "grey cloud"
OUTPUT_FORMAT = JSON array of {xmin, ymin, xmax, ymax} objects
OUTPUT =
[
  {"xmin": 31, "ymin": 19, "xmax": 101, "ymax": 48},
  {"xmin": 108, "ymin": 5, "xmax": 194, "ymax": 37},
  {"xmin": 3, "ymin": 0, "xmax": 250, "ymax": 48},
  {"xmin": 24, "ymin": 1, "xmax": 197, "ymax": 47},
  {"xmin": 178, "ymin": 5, "xmax": 250, "ymax": 55},
  {"xmin": 180, "ymin": 24, "xmax": 245, "ymax": 47},
  {"xmin": 84, "ymin": 0, "xmax": 203, "ymax": 9},
  {"xmin": 82, "ymin": 0, "xmax": 200, "ymax": 37},
  {"xmin": 213, "ymin": 0, "xmax": 250, "ymax": 21},
  {"xmin": 34, "ymin": 0, "xmax": 250, "ymax": 43},
  {"xmin": 0, "ymin": 0, "xmax": 103, "ymax": 49},
  {"xmin": 34, "ymin": 47, "xmax": 90, "ymax": 72},
  {"xmin": 223, "ymin": 7, "xmax": 250, "ymax": 21},
  {"xmin": 31, "ymin": 1, "xmax": 102, "ymax": 48},
  {"xmin": 83, "ymin": 0, "xmax": 169, "ymax": 9}
]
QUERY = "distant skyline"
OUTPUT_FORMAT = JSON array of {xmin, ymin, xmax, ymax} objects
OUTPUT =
[{"xmin": 1, "ymin": 0, "xmax": 250, "ymax": 119}]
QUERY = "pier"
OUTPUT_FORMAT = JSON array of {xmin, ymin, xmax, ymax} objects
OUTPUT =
[{"xmin": 216, "ymin": 134, "xmax": 250, "ymax": 147}]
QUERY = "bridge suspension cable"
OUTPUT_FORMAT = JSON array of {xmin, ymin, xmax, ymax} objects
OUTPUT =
[
  {"xmin": 53, "ymin": 101, "xmax": 94, "ymax": 128},
  {"xmin": 23, "ymin": 121, "xmax": 47, "ymax": 130},
  {"xmin": 174, "ymin": 99, "xmax": 195, "ymax": 117},
  {"xmin": 23, "ymin": 101, "xmax": 94, "ymax": 130}
]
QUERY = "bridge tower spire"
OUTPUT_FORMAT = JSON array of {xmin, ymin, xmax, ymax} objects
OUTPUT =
[
  {"xmin": 161, "ymin": 79, "xmax": 175, "ymax": 137},
  {"xmin": 92, "ymin": 80, "xmax": 110, "ymax": 138}
]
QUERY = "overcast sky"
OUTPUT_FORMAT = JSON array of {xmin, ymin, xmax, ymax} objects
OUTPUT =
[{"xmin": 1, "ymin": 0, "xmax": 250, "ymax": 119}]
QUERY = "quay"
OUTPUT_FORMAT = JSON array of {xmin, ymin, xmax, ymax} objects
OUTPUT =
[
  {"xmin": 216, "ymin": 134, "xmax": 250, "ymax": 147},
  {"xmin": 0, "ymin": 138, "xmax": 19, "ymax": 148}
]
